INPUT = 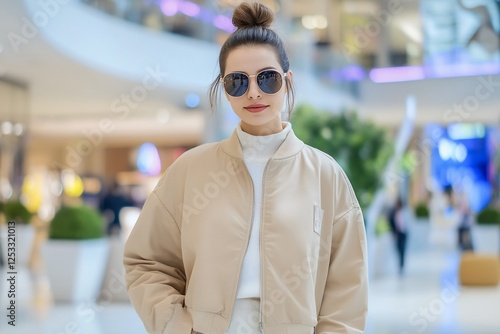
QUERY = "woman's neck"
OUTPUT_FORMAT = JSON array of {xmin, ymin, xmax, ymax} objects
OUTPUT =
[{"xmin": 240, "ymin": 118, "xmax": 284, "ymax": 136}]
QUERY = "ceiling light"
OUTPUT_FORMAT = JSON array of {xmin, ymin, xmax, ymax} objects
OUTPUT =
[
  {"xmin": 0, "ymin": 178, "xmax": 12, "ymax": 199},
  {"xmin": 14, "ymin": 123, "xmax": 24, "ymax": 136},
  {"xmin": 2, "ymin": 122, "xmax": 13, "ymax": 135},
  {"xmin": 315, "ymin": 16, "xmax": 328, "ymax": 29},
  {"xmin": 302, "ymin": 16, "xmax": 315, "ymax": 30},
  {"xmin": 180, "ymin": 2, "xmax": 200, "ymax": 17},
  {"xmin": 160, "ymin": 0, "xmax": 178, "ymax": 16},
  {"xmin": 185, "ymin": 93, "xmax": 200, "ymax": 108},
  {"xmin": 302, "ymin": 15, "xmax": 328, "ymax": 30}
]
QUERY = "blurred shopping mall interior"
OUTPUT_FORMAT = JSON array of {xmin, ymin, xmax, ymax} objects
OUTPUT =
[{"xmin": 0, "ymin": 0, "xmax": 500, "ymax": 333}]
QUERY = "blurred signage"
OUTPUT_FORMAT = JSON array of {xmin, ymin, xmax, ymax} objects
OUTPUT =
[{"xmin": 426, "ymin": 123, "xmax": 492, "ymax": 212}]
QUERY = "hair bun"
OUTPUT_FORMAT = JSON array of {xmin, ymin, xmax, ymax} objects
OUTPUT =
[{"xmin": 232, "ymin": 2, "xmax": 274, "ymax": 29}]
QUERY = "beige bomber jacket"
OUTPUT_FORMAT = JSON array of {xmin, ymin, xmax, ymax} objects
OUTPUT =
[{"xmin": 123, "ymin": 127, "xmax": 368, "ymax": 334}]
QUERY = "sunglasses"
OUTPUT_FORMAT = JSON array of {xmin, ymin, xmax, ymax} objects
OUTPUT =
[{"xmin": 221, "ymin": 70, "xmax": 287, "ymax": 97}]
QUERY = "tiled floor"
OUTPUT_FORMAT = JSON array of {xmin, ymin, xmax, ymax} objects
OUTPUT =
[{"xmin": 0, "ymin": 223, "xmax": 499, "ymax": 334}]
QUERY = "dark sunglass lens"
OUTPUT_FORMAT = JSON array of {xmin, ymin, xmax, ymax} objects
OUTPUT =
[
  {"xmin": 224, "ymin": 73, "xmax": 248, "ymax": 97},
  {"xmin": 257, "ymin": 71, "xmax": 282, "ymax": 94}
]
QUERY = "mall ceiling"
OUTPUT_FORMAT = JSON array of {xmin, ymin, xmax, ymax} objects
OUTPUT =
[{"xmin": 0, "ymin": 0, "xmax": 206, "ymax": 146}]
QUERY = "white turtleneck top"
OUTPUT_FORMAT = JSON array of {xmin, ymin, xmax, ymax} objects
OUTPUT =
[{"xmin": 235, "ymin": 121, "xmax": 292, "ymax": 299}]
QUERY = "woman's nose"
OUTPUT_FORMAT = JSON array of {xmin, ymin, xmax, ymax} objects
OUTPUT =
[{"xmin": 246, "ymin": 78, "xmax": 261, "ymax": 99}]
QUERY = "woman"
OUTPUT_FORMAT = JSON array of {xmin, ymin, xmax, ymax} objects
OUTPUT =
[
  {"xmin": 388, "ymin": 197, "xmax": 408, "ymax": 275},
  {"xmin": 124, "ymin": 3, "xmax": 368, "ymax": 334}
]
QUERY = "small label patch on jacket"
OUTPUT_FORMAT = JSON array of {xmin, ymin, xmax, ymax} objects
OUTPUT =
[{"xmin": 314, "ymin": 205, "xmax": 323, "ymax": 235}]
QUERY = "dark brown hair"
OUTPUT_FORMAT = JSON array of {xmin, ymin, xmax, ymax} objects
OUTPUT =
[{"xmin": 209, "ymin": 2, "xmax": 295, "ymax": 118}]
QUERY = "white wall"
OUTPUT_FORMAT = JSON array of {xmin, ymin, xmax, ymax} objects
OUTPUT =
[{"xmin": 359, "ymin": 74, "xmax": 500, "ymax": 126}]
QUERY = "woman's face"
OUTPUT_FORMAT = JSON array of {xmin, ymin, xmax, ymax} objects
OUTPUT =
[{"xmin": 223, "ymin": 45, "xmax": 292, "ymax": 135}]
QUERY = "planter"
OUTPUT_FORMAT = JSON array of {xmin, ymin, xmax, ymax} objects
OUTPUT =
[
  {"xmin": 370, "ymin": 232, "xmax": 398, "ymax": 279},
  {"xmin": 99, "ymin": 236, "xmax": 130, "ymax": 303},
  {"xmin": 41, "ymin": 238, "xmax": 110, "ymax": 303},
  {"xmin": 0, "ymin": 223, "xmax": 35, "ymax": 267},
  {"xmin": 99, "ymin": 207, "xmax": 141, "ymax": 303},
  {"xmin": 471, "ymin": 224, "xmax": 500, "ymax": 254},
  {"xmin": 428, "ymin": 224, "xmax": 457, "ymax": 252}
]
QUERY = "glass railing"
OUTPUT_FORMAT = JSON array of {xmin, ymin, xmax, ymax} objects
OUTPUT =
[
  {"xmin": 80, "ymin": 0, "xmax": 233, "ymax": 43},
  {"xmin": 79, "ymin": 0, "xmax": 500, "ymax": 86},
  {"xmin": 78, "ymin": 0, "xmax": 365, "ymax": 96}
]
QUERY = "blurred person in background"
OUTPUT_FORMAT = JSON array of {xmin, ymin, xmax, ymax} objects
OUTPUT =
[
  {"xmin": 124, "ymin": 2, "xmax": 368, "ymax": 334},
  {"xmin": 100, "ymin": 179, "xmax": 134, "ymax": 236},
  {"xmin": 456, "ymin": 191, "xmax": 474, "ymax": 251},
  {"xmin": 388, "ymin": 197, "xmax": 409, "ymax": 275},
  {"xmin": 429, "ymin": 184, "xmax": 459, "ymax": 249}
]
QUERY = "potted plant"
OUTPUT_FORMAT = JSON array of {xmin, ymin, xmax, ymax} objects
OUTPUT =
[
  {"xmin": 476, "ymin": 207, "xmax": 500, "ymax": 225},
  {"xmin": 41, "ymin": 205, "xmax": 109, "ymax": 303},
  {"xmin": 0, "ymin": 200, "xmax": 35, "ymax": 266},
  {"xmin": 472, "ymin": 206, "xmax": 500, "ymax": 254},
  {"xmin": 414, "ymin": 202, "xmax": 430, "ymax": 221}
]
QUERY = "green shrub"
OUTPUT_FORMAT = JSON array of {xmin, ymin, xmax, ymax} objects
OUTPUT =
[
  {"xmin": 49, "ymin": 205, "xmax": 105, "ymax": 240},
  {"xmin": 414, "ymin": 203, "xmax": 429, "ymax": 219},
  {"xmin": 1, "ymin": 201, "xmax": 33, "ymax": 224},
  {"xmin": 476, "ymin": 207, "xmax": 500, "ymax": 225},
  {"xmin": 375, "ymin": 215, "xmax": 391, "ymax": 236},
  {"xmin": 291, "ymin": 105, "xmax": 393, "ymax": 209}
]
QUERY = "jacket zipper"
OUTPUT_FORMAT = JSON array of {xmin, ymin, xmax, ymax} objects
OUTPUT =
[
  {"xmin": 259, "ymin": 160, "xmax": 271, "ymax": 333},
  {"xmin": 227, "ymin": 160, "xmax": 255, "ymax": 333}
]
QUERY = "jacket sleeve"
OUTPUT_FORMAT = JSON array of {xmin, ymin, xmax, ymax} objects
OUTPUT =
[
  {"xmin": 315, "ymin": 206, "xmax": 369, "ymax": 334},
  {"xmin": 123, "ymin": 191, "xmax": 192, "ymax": 334}
]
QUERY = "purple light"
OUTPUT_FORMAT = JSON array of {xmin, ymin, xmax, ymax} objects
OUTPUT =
[
  {"xmin": 369, "ymin": 66, "xmax": 425, "ymax": 83},
  {"xmin": 137, "ymin": 143, "xmax": 162, "ymax": 176},
  {"xmin": 329, "ymin": 65, "xmax": 366, "ymax": 82},
  {"xmin": 342, "ymin": 65, "xmax": 366, "ymax": 81},
  {"xmin": 180, "ymin": 2, "xmax": 200, "ymax": 17},
  {"xmin": 198, "ymin": 10, "xmax": 214, "ymax": 23},
  {"xmin": 160, "ymin": 0, "xmax": 178, "ymax": 16},
  {"xmin": 213, "ymin": 15, "xmax": 234, "ymax": 33}
]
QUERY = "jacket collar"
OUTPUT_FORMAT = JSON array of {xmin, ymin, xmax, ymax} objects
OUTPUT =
[{"xmin": 221, "ymin": 126, "xmax": 305, "ymax": 160}]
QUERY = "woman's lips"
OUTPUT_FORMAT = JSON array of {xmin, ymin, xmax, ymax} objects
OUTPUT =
[{"xmin": 244, "ymin": 105, "xmax": 268, "ymax": 113}]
